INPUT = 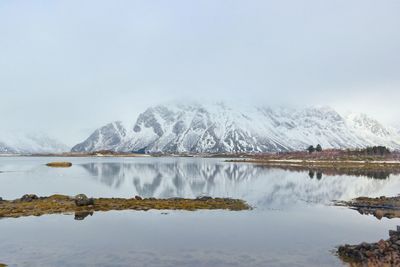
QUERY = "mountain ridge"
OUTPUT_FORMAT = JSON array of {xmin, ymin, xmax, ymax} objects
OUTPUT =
[{"xmin": 71, "ymin": 103, "xmax": 400, "ymax": 153}]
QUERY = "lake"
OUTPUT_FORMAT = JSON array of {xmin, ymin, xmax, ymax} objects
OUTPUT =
[{"xmin": 0, "ymin": 157, "xmax": 399, "ymax": 266}]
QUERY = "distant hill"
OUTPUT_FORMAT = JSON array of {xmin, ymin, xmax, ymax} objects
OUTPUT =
[{"xmin": 0, "ymin": 132, "xmax": 69, "ymax": 154}]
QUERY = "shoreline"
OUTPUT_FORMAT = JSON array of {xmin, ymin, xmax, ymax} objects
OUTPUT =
[{"xmin": 226, "ymin": 158, "xmax": 400, "ymax": 175}]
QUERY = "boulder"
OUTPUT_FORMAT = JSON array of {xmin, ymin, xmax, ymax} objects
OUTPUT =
[
  {"xmin": 74, "ymin": 194, "xmax": 94, "ymax": 206},
  {"xmin": 196, "ymin": 196, "xmax": 213, "ymax": 201},
  {"xmin": 134, "ymin": 196, "xmax": 142, "ymax": 200},
  {"xmin": 20, "ymin": 194, "xmax": 39, "ymax": 202}
]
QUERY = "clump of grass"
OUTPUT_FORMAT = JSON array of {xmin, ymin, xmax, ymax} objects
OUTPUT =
[{"xmin": 46, "ymin": 162, "xmax": 72, "ymax": 167}]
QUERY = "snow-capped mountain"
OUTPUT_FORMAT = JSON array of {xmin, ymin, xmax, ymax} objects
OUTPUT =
[
  {"xmin": 71, "ymin": 103, "xmax": 400, "ymax": 153},
  {"xmin": 0, "ymin": 132, "xmax": 69, "ymax": 154}
]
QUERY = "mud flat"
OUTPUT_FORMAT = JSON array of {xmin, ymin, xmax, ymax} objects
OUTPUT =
[
  {"xmin": 338, "ymin": 227, "xmax": 400, "ymax": 266},
  {"xmin": 0, "ymin": 194, "xmax": 250, "ymax": 219},
  {"xmin": 336, "ymin": 196, "xmax": 400, "ymax": 219}
]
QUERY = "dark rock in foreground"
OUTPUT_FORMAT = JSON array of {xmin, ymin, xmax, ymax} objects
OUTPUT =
[{"xmin": 338, "ymin": 226, "xmax": 400, "ymax": 266}]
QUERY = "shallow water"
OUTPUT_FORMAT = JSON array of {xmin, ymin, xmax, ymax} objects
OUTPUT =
[{"xmin": 0, "ymin": 157, "xmax": 399, "ymax": 266}]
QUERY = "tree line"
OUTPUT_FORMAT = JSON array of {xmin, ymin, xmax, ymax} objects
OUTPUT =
[{"xmin": 307, "ymin": 144, "xmax": 322, "ymax": 153}]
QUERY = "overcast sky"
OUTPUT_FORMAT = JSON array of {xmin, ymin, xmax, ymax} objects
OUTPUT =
[{"xmin": 0, "ymin": 0, "xmax": 399, "ymax": 145}]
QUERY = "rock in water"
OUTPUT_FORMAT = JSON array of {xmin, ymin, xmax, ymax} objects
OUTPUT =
[
  {"xmin": 20, "ymin": 194, "xmax": 38, "ymax": 202},
  {"xmin": 74, "ymin": 194, "xmax": 94, "ymax": 206}
]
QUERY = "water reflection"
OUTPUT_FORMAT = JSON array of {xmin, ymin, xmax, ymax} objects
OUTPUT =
[
  {"xmin": 80, "ymin": 161, "xmax": 263, "ymax": 199},
  {"xmin": 79, "ymin": 160, "xmax": 400, "ymax": 209},
  {"xmin": 74, "ymin": 211, "xmax": 93, "ymax": 221},
  {"xmin": 269, "ymin": 165, "xmax": 394, "ymax": 180},
  {"xmin": 308, "ymin": 171, "xmax": 323, "ymax": 180}
]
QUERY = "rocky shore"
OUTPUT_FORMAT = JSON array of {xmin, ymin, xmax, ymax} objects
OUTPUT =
[
  {"xmin": 0, "ymin": 194, "xmax": 250, "ymax": 218},
  {"xmin": 336, "ymin": 196, "xmax": 400, "ymax": 219},
  {"xmin": 338, "ymin": 226, "xmax": 400, "ymax": 266}
]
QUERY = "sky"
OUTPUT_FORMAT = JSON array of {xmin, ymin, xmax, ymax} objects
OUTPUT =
[{"xmin": 0, "ymin": 0, "xmax": 399, "ymax": 146}]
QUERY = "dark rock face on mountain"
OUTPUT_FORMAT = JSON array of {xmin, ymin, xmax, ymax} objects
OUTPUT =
[{"xmin": 72, "ymin": 103, "xmax": 400, "ymax": 153}]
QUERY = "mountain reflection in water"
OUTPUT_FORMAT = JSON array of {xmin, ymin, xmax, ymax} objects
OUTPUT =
[{"xmin": 79, "ymin": 159, "xmax": 400, "ymax": 209}]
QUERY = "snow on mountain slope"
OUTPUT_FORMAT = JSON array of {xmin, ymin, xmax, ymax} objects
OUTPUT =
[
  {"xmin": 0, "ymin": 132, "xmax": 69, "ymax": 154},
  {"xmin": 71, "ymin": 103, "xmax": 400, "ymax": 153},
  {"xmin": 344, "ymin": 113, "xmax": 400, "ymax": 148}
]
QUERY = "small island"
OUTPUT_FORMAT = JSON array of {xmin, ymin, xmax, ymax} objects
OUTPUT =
[
  {"xmin": 46, "ymin": 162, "xmax": 72, "ymax": 167},
  {"xmin": 0, "ymin": 194, "xmax": 250, "ymax": 219}
]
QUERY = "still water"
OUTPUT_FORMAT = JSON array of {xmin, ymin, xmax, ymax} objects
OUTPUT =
[{"xmin": 0, "ymin": 157, "xmax": 399, "ymax": 266}]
